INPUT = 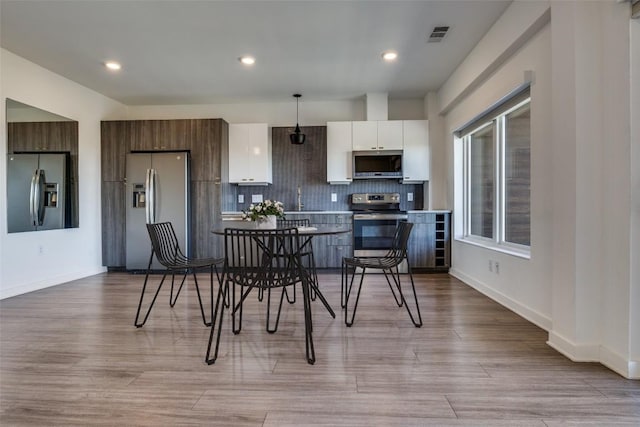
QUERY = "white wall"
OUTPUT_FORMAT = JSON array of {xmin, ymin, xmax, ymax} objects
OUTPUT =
[
  {"xmin": 596, "ymin": 0, "xmax": 635, "ymax": 378},
  {"xmin": 121, "ymin": 96, "xmax": 423, "ymax": 125},
  {"xmin": 122, "ymin": 99, "xmax": 364, "ymax": 125},
  {"xmin": 439, "ymin": 0, "xmax": 638, "ymax": 378},
  {"xmin": 444, "ymin": 5, "xmax": 553, "ymax": 330},
  {"xmin": 0, "ymin": 49, "xmax": 126, "ymax": 298},
  {"xmin": 628, "ymin": 13, "xmax": 640, "ymax": 378}
]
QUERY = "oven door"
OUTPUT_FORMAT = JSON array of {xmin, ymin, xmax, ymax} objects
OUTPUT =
[{"xmin": 352, "ymin": 213, "xmax": 408, "ymax": 256}]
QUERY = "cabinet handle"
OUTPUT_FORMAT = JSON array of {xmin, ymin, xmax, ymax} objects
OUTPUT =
[
  {"xmin": 249, "ymin": 178, "xmax": 254, "ymax": 181},
  {"xmin": 379, "ymin": 146, "xmax": 384, "ymax": 149},
  {"xmin": 371, "ymin": 146, "xmax": 376, "ymax": 149}
]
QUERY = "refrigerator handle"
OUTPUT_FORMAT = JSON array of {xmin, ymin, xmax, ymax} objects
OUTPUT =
[
  {"xmin": 29, "ymin": 170, "xmax": 38, "ymax": 226},
  {"xmin": 150, "ymin": 169, "xmax": 157, "ymax": 223},
  {"xmin": 145, "ymin": 169, "xmax": 152, "ymax": 224},
  {"xmin": 29, "ymin": 169, "xmax": 45, "ymax": 227},
  {"xmin": 35, "ymin": 170, "xmax": 46, "ymax": 226}
]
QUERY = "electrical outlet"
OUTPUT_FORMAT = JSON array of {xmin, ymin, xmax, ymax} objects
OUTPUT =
[
  {"xmin": 251, "ymin": 194, "xmax": 263, "ymax": 203},
  {"xmin": 38, "ymin": 245, "xmax": 44, "ymax": 255},
  {"xmin": 407, "ymin": 192, "xmax": 414, "ymax": 202},
  {"xmin": 238, "ymin": 194, "xmax": 244, "ymax": 203},
  {"xmin": 331, "ymin": 193, "xmax": 337, "ymax": 202},
  {"xmin": 488, "ymin": 260, "xmax": 493, "ymax": 272},
  {"xmin": 495, "ymin": 261, "xmax": 500, "ymax": 274}
]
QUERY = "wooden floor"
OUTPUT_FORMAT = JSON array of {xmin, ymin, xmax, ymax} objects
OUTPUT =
[{"xmin": 1, "ymin": 272, "xmax": 638, "ymax": 426}]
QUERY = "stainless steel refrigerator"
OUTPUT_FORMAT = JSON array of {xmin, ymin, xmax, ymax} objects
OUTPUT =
[
  {"xmin": 7, "ymin": 153, "xmax": 70, "ymax": 233},
  {"xmin": 126, "ymin": 152, "xmax": 190, "ymax": 270}
]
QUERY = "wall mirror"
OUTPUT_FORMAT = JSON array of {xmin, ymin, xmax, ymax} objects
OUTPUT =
[{"xmin": 6, "ymin": 98, "xmax": 79, "ymax": 233}]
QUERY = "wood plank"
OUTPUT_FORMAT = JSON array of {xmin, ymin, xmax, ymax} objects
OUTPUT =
[{"xmin": 1, "ymin": 272, "xmax": 638, "ymax": 425}]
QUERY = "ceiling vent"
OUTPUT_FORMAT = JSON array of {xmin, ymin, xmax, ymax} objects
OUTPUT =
[{"xmin": 428, "ymin": 26, "xmax": 450, "ymax": 43}]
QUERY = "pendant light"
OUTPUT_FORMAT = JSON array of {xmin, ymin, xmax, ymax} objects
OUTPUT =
[{"xmin": 290, "ymin": 93, "xmax": 306, "ymax": 145}]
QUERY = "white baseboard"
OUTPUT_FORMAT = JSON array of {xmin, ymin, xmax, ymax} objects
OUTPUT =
[
  {"xmin": 547, "ymin": 330, "xmax": 600, "ymax": 361},
  {"xmin": 599, "ymin": 344, "xmax": 640, "ymax": 380},
  {"xmin": 449, "ymin": 267, "xmax": 552, "ymax": 330},
  {"xmin": 0, "ymin": 267, "xmax": 107, "ymax": 300},
  {"xmin": 449, "ymin": 269, "xmax": 638, "ymax": 379},
  {"xmin": 548, "ymin": 331, "xmax": 639, "ymax": 379}
]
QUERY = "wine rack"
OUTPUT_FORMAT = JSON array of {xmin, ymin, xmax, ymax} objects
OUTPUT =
[{"xmin": 434, "ymin": 213, "xmax": 449, "ymax": 267}]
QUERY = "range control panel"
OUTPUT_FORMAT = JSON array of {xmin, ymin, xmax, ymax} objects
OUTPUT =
[{"xmin": 351, "ymin": 193, "xmax": 400, "ymax": 205}]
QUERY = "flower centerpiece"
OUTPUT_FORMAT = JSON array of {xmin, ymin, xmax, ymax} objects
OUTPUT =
[{"xmin": 242, "ymin": 200, "xmax": 285, "ymax": 229}]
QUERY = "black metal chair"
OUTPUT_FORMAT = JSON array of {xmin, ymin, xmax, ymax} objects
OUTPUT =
[
  {"xmin": 134, "ymin": 222, "xmax": 224, "ymax": 328},
  {"xmin": 276, "ymin": 218, "xmax": 318, "ymax": 302},
  {"xmin": 205, "ymin": 227, "xmax": 316, "ymax": 365},
  {"xmin": 341, "ymin": 221, "xmax": 422, "ymax": 327}
]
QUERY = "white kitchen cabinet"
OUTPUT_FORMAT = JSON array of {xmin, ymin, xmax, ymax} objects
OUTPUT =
[
  {"xmin": 352, "ymin": 120, "xmax": 403, "ymax": 151},
  {"xmin": 228, "ymin": 123, "xmax": 272, "ymax": 185},
  {"xmin": 377, "ymin": 120, "xmax": 403, "ymax": 150},
  {"xmin": 352, "ymin": 121, "xmax": 378, "ymax": 151},
  {"xmin": 402, "ymin": 120, "xmax": 429, "ymax": 182},
  {"xmin": 326, "ymin": 121, "xmax": 353, "ymax": 184}
]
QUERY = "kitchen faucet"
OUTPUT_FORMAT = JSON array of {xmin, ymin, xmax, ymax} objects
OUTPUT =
[{"xmin": 297, "ymin": 186, "xmax": 304, "ymax": 211}]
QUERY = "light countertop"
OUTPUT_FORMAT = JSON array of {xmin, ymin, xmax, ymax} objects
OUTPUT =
[{"xmin": 222, "ymin": 210, "xmax": 450, "ymax": 216}]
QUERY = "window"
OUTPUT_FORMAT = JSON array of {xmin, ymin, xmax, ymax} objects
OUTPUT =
[{"xmin": 460, "ymin": 88, "xmax": 531, "ymax": 252}]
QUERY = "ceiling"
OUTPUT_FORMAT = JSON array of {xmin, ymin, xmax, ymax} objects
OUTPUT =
[{"xmin": 0, "ymin": 0, "xmax": 512, "ymax": 106}]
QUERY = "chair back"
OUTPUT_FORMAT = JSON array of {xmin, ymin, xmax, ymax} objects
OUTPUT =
[
  {"xmin": 146, "ymin": 222, "xmax": 187, "ymax": 267},
  {"xmin": 223, "ymin": 227, "xmax": 304, "ymax": 289},
  {"xmin": 277, "ymin": 218, "xmax": 310, "ymax": 228},
  {"xmin": 387, "ymin": 222, "xmax": 414, "ymax": 259}
]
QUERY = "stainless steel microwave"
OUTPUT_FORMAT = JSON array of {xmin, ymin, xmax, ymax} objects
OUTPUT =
[{"xmin": 352, "ymin": 150, "xmax": 403, "ymax": 179}]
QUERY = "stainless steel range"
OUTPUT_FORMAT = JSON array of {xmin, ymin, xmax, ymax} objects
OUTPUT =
[{"xmin": 351, "ymin": 193, "xmax": 408, "ymax": 258}]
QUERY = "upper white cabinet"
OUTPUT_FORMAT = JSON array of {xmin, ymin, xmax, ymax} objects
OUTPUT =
[
  {"xmin": 228, "ymin": 123, "xmax": 272, "ymax": 185},
  {"xmin": 352, "ymin": 121, "xmax": 377, "ymax": 151},
  {"xmin": 352, "ymin": 120, "xmax": 403, "ymax": 151},
  {"xmin": 327, "ymin": 122, "xmax": 353, "ymax": 184},
  {"xmin": 377, "ymin": 121, "xmax": 403, "ymax": 150},
  {"xmin": 326, "ymin": 121, "xmax": 353, "ymax": 184},
  {"xmin": 402, "ymin": 120, "xmax": 429, "ymax": 183}
]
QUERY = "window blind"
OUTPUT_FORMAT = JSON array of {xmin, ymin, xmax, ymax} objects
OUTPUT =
[{"xmin": 455, "ymin": 84, "xmax": 531, "ymax": 138}]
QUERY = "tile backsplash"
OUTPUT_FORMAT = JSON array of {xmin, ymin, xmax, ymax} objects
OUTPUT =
[{"xmin": 230, "ymin": 126, "xmax": 424, "ymax": 212}]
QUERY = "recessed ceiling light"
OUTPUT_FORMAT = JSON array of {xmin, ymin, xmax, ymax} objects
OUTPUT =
[
  {"xmin": 105, "ymin": 61, "xmax": 121, "ymax": 71},
  {"xmin": 382, "ymin": 51, "xmax": 398, "ymax": 62},
  {"xmin": 239, "ymin": 56, "xmax": 256, "ymax": 65}
]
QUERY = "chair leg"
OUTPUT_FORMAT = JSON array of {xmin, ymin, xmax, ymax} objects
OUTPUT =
[
  {"xmin": 265, "ymin": 287, "xmax": 287, "ymax": 333},
  {"xmin": 382, "ymin": 268, "xmax": 404, "ymax": 307},
  {"xmin": 284, "ymin": 284, "xmax": 296, "ymax": 304},
  {"xmin": 205, "ymin": 279, "xmax": 228, "ymax": 365},
  {"xmin": 169, "ymin": 272, "xmax": 188, "ymax": 307},
  {"xmin": 399, "ymin": 264, "xmax": 422, "ymax": 327},
  {"xmin": 232, "ymin": 282, "xmax": 244, "ymax": 335},
  {"xmin": 307, "ymin": 249, "xmax": 318, "ymax": 302},
  {"xmin": 191, "ymin": 270, "xmax": 211, "ymax": 326},
  {"xmin": 344, "ymin": 264, "xmax": 366, "ymax": 327},
  {"xmin": 300, "ymin": 275, "xmax": 315, "ymax": 365},
  {"xmin": 134, "ymin": 250, "xmax": 167, "ymax": 327},
  {"xmin": 341, "ymin": 259, "xmax": 347, "ymax": 309}
]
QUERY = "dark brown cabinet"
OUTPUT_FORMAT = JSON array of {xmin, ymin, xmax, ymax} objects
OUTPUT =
[
  {"xmin": 101, "ymin": 181, "xmax": 126, "ymax": 266},
  {"xmin": 128, "ymin": 120, "xmax": 191, "ymax": 152},
  {"xmin": 100, "ymin": 118, "xmax": 228, "ymax": 267},
  {"xmin": 8, "ymin": 121, "xmax": 77, "ymax": 153},
  {"xmin": 407, "ymin": 212, "xmax": 450, "ymax": 271},
  {"xmin": 100, "ymin": 121, "xmax": 129, "ymax": 181}
]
